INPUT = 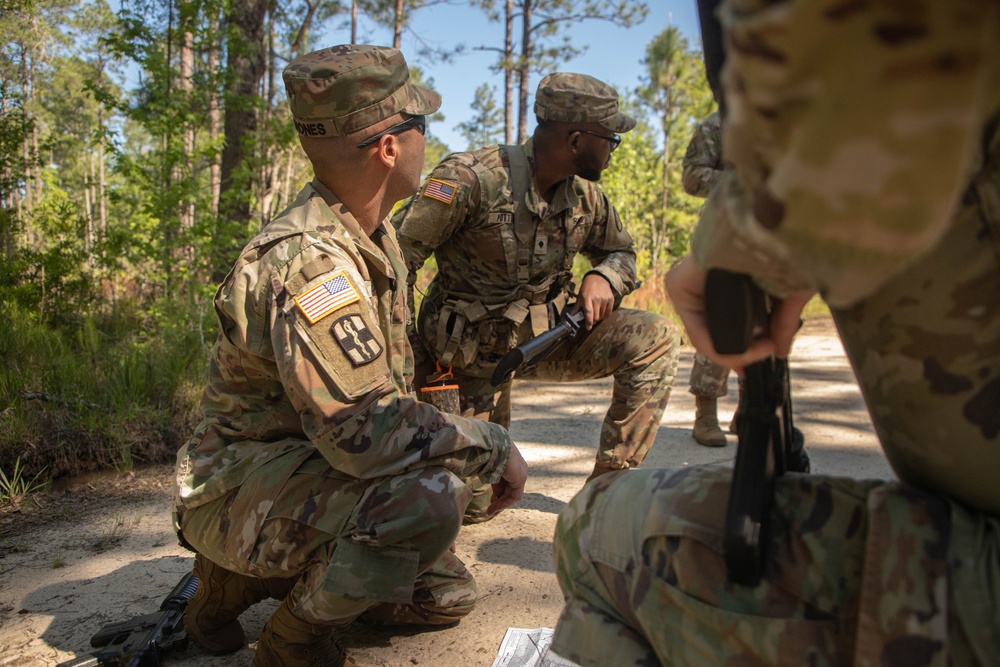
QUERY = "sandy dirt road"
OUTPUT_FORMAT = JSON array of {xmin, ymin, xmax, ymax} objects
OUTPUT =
[{"xmin": 0, "ymin": 319, "xmax": 893, "ymax": 667}]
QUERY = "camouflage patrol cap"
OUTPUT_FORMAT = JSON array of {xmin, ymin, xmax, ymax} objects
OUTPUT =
[
  {"xmin": 534, "ymin": 72, "xmax": 636, "ymax": 133},
  {"xmin": 283, "ymin": 44, "xmax": 441, "ymax": 138}
]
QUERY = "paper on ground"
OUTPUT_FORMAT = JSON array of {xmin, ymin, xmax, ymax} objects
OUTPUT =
[{"xmin": 490, "ymin": 627, "xmax": 582, "ymax": 667}]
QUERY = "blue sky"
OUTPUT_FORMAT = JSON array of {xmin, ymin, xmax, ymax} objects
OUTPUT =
[{"xmin": 316, "ymin": 1, "xmax": 702, "ymax": 152}]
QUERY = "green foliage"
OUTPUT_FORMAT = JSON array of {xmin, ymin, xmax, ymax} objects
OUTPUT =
[
  {"xmin": 600, "ymin": 114, "xmax": 667, "ymax": 277},
  {"xmin": 0, "ymin": 297, "xmax": 212, "ymax": 483},
  {"xmin": 457, "ymin": 84, "xmax": 504, "ymax": 150},
  {"xmin": 0, "ymin": 1, "xmax": 717, "ymax": 488},
  {"xmin": 0, "ymin": 457, "xmax": 49, "ymax": 507}
]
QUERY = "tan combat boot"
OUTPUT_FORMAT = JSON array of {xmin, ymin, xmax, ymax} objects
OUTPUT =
[
  {"xmin": 252, "ymin": 597, "xmax": 358, "ymax": 667},
  {"xmin": 692, "ymin": 396, "xmax": 727, "ymax": 447},
  {"xmin": 185, "ymin": 554, "xmax": 294, "ymax": 655}
]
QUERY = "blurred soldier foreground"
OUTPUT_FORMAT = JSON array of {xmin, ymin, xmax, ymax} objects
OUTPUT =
[
  {"xmin": 393, "ymin": 73, "xmax": 680, "ymax": 520},
  {"xmin": 172, "ymin": 45, "xmax": 528, "ymax": 667},
  {"xmin": 551, "ymin": 1, "xmax": 1000, "ymax": 665}
]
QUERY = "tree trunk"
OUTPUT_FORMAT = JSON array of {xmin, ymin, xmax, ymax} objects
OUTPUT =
[
  {"xmin": 179, "ymin": 15, "xmax": 195, "ymax": 237},
  {"xmin": 517, "ymin": 0, "xmax": 532, "ymax": 144},
  {"xmin": 259, "ymin": 13, "xmax": 278, "ymax": 227},
  {"xmin": 504, "ymin": 0, "xmax": 513, "ymax": 144},
  {"xmin": 97, "ymin": 112, "xmax": 107, "ymax": 238},
  {"xmin": 19, "ymin": 44, "xmax": 32, "ymax": 218},
  {"xmin": 84, "ymin": 147, "xmax": 93, "ymax": 252},
  {"xmin": 393, "ymin": 0, "xmax": 403, "ymax": 49},
  {"xmin": 208, "ymin": 8, "xmax": 221, "ymax": 217},
  {"xmin": 351, "ymin": 0, "xmax": 358, "ymax": 44},
  {"xmin": 291, "ymin": 0, "xmax": 321, "ymax": 56},
  {"xmin": 216, "ymin": 0, "xmax": 268, "ymax": 282},
  {"xmin": 30, "ymin": 125, "xmax": 41, "ymax": 207}
]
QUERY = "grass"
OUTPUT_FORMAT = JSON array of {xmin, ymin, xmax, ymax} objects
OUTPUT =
[
  {"xmin": 0, "ymin": 457, "xmax": 49, "ymax": 507},
  {"xmin": 0, "ymin": 298, "xmax": 210, "ymax": 487},
  {"xmin": 92, "ymin": 512, "xmax": 143, "ymax": 552}
]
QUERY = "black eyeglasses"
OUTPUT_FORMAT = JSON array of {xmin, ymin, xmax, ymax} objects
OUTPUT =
[
  {"xmin": 574, "ymin": 129, "xmax": 622, "ymax": 152},
  {"xmin": 356, "ymin": 115, "xmax": 427, "ymax": 148}
]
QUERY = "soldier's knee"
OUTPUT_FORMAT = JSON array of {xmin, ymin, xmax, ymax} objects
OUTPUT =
[
  {"xmin": 614, "ymin": 311, "xmax": 679, "ymax": 358},
  {"xmin": 373, "ymin": 469, "xmax": 468, "ymax": 562}
]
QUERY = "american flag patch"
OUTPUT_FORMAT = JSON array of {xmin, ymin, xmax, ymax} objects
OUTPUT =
[
  {"xmin": 423, "ymin": 178, "xmax": 457, "ymax": 205},
  {"xmin": 294, "ymin": 270, "xmax": 360, "ymax": 324}
]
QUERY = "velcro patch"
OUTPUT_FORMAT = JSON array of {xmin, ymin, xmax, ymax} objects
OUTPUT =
[
  {"xmin": 294, "ymin": 270, "xmax": 361, "ymax": 324},
  {"xmin": 423, "ymin": 178, "xmax": 457, "ymax": 205},
  {"xmin": 332, "ymin": 314, "xmax": 384, "ymax": 366}
]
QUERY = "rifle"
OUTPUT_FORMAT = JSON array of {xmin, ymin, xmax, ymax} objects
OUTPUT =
[
  {"xmin": 704, "ymin": 269, "xmax": 808, "ymax": 586},
  {"xmin": 490, "ymin": 309, "xmax": 585, "ymax": 387},
  {"xmin": 57, "ymin": 571, "xmax": 199, "ymax": 667}
]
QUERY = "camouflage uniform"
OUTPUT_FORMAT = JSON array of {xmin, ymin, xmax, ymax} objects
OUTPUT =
[
  {"xmin": 393, "ymin": 73, "xmax": 680, "ymax": 479},
  {"xmin": 552, "ymin": 2, "xmax": 1000, "ymax": 665},
  {"xmin": 174, "ymin": 46, "xmax": 512, "ymax": 630},
  {"xmin": 682, "ymin": 111, "xmax": 731, "ymax": 401}
]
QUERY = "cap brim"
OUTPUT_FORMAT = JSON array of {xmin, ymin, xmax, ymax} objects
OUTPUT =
[
  {"xmin": 403, "ymin": 84, "xmax": 441, "ymax": 117},
  {"xmin": 600, "ymin": 111, "xmax": 636, "ymax": 134}
]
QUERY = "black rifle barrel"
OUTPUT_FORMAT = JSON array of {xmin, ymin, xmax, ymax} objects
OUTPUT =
[{"xmin": 490, "ymin": 310, "xmax": 585, "ymax": 387}]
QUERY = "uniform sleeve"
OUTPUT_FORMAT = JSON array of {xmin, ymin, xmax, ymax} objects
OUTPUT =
[
  {"xmin": 681, "ymin": 116, "xmax": 723, "ymax": 198},
  {"xmin": 580, "ymin": 190, "xmax": 638, "ymax": 299},
  {"xmin": 392, "ymin": 157, "xmax": 480, "ymax": 359},
  {"xmin": 271, "ymin": 242, "xmax": 511, "ymax": 483},
  {"xmin": 692, "ymin": 0, "xmax": 1000, "ymax": 307}
]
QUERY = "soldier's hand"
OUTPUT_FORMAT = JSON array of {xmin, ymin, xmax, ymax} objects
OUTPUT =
[
  {"xmin": 664, "ymin": 255, "xmax": 809, "ymax": 371},
  {"xmin": 487, "ymin": 443, "xmax": 528, "ymax": 517},
  {"xmin": 575, "ymin": 273, "xmax": 615, "ymax": 330}
]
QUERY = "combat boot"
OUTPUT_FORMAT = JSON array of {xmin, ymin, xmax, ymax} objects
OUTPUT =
[
  {"xmin": 692, "ymin": 396, "xmax": 727, "ymax": 447},
  {"xmin": 185, "ymin": 554, "xmax": 294, "ymax": 655},
  {"xmin": 252, "ymin": 597, "xmax": 358, "ymax": 667}
]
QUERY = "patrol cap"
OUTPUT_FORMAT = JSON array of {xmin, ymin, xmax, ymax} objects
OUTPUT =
[
  {"xmin": 283, "ymin": 44, "xmax": 441, "ymax": 138},
  {"xmin": 533, "ymin": 72, "xmax": 636, "ymax": 133}
]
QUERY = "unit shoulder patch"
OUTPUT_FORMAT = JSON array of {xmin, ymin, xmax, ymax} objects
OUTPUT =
[
  {"xmin": 331, "ymin": 314, "xmax": 384, "ymax": 366},
  {"xmin": 293, "ymin": 270, "xmax": 361, "ymax": 324},
  {"xmin": 423, "ymin": 178, "xmax": 458, "ymax": 205}
]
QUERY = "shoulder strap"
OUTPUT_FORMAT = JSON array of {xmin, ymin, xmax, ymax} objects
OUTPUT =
[{"xmin": 505, "ymin": 144, "xmax": 535, "ymax": 285}]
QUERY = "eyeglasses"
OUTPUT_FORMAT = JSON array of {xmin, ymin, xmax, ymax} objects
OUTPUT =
[
  {"xmin": 356, "ymin": 115, "xmax": 427, "ymax": 149},
  {"xmin": 574, "ymin": 129, "xmax": 622, "ymax": 152}
]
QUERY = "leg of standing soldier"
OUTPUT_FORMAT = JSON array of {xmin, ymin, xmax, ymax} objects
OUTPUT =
[
  {"xmin": 689, "ymin": 351, "xmax": 731, "ymax": 447},
  {"xmin": 522, "ymin": 308, "xmax": 680, "ymax": 482}
]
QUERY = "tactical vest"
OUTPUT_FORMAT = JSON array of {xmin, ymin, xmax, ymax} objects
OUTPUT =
[{"xmin": 433, "ymin": 144, "xmax": 581, "ymax": 370}]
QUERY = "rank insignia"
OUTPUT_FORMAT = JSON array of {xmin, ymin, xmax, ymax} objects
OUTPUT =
[
  {"xmin": 423, "ymin": 178, "xmax": 457, "ymax": 205},
  {"xmin": 331, "ymin": 314, "xmax": 383, "ymax": 366},
  {"xmin": 294, "ymin": 270, "xmax": 361, "ymax": 324}
]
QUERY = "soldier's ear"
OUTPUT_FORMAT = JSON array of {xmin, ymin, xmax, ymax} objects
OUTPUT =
[
  {"xmin": 566, "ymin": 130, "xmax": 582, "ymax": 154},
  {"xmin": 374, "ymin": 134, "xmax": 400, "ymax": 168}
]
